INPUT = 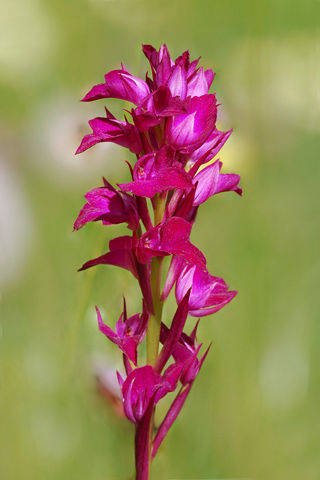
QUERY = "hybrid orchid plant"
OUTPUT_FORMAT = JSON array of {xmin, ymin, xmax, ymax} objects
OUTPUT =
[{"xmin": 74, "ymin": 44, "xmax": 242, "ymax": 480}]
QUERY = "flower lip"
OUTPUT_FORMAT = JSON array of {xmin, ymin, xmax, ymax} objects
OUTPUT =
[
  {"xmin": 119, "ymin": 145, "xmax": 193, "ymax": 198},
  {"xmin": 135, "ymin": 217, "xmax": 206, "ymax": 269}
]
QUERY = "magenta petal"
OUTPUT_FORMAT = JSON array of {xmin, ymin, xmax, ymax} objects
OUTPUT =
[
  {"xmin": 97, "ymin": 69, "xmax": 151, "ymax": 105},
  {"xmin": 81, "ymin": 83, "xmax": 107, "ymax": 102},
  {"xmin": 133, "ymin": 87, "xmax": 186, "ymax": 131},
  {"xmin": 120, "ymin": 145, "xmax": 192, "ymax": 198},
  {"xmin": 158, "ymin": 362, "xmax": 184, "ymax": 400},
  {"xmin": 168, "ymin": 65, "xmax": 187, "ymax": 99},
  {"xmin": 180, "ymin": 343, "xmax": 211, "ymax": 385},
  {"xmin": 73, "ymin": 183, "xmax": 139, "ymax": 231},
  {"xmin": 187, "ymin": 57, "xmax": 200, "ymax": 78},
  {"xmin": 160, "ymin": 218, "xmax": 206, "ymax": 268},
  {"xmin": 217, "ymin": 173, "xmax": 242, "ymax": 196},
  {"xmin": 96, "ymin": 307, "xmax": 118, "ymax": 340},
  {"xmin": 75, "ymin": 133, "xmax": 101, "ymax": 154},
  {"xmin": 96, "ymin": 305, "xmax": 147, "ymax": 365},
  {"xmin": 79, "ymin": 236, "xmax": 138, "ymax": 278},
  {"xmin": 174, "ymin": 188, "xmax": 196, "ymax": 220},
  {"xmin": 120, "ymin": 73, "xmax": 151, "ymax": 105},
  {"xmin": 156, "ymin": 46, "xmax": 174, "ymax": 87},
  {"xmin": 175, "ymin": 263, "xmax": 237, "ymax": 317},
  {"xmin": 192, "ymin": 160, "xmax": 242, "ymax": 205},
  {"xmin": 188, "ymin": 128, "xmax": 232, "ymax": 170},
  {"xmin": 119, "ymin": 337, "xmax": 138, "ymax": 365},
  {"xmin": 188, "ymin": 290, "xmax": 237, "ymax": 317},
  {"xmin": 142, "ymin": 43, "xmax": 174, "ymax": 88},
  {"xmin": 161, "ymin": 256, "xmax": 184, "ymax": 301},
  {"xmin": 205, "ymin": 69, "xmax": 215, "ymax": 90},
  {"xmin": 165, "ymin": 94, "xmax": 217, "ymax": 152},
  {"xmin": 76, "ymin": 114, "xmax": 143, "ymax": 155},
  {"xmin": 187, "ymin": 67, "xmax": 214, "ymax": 97},
  {"xmin": 142, "ymin": 43, "xmax": 158, "ymax": 68},
  {"xmin": 120, "ymin": 167, "xmax": 192, "ymax": 198},
  {"xmin": 116, "ymin": 370, "xmax": 124, "ymax": 388},
  {"xmin": 123, "ymin": 377, "xmax": 136, "ymax": 424},
  {"xmin": 121, "ymin": 366, "xmax": 160, "ymax": 423},
  {"xmin": 123, "ymin": 355, "xmax": 133, "ymax": 376},
  {"xmin": 136, "ymin": 217, "xmax": 206, "ymax": 268}
]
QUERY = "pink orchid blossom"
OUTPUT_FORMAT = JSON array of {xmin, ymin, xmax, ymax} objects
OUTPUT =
[
  {"xmin": 74, "ymin": 178, "xmax": 139, "ymax": 231},
  {"xmin": 96, "ymin": 303, "xmax": 148, "ymax": 366}
]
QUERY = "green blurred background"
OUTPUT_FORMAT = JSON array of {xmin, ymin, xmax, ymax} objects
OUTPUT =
[{"xmin": 0, "ymin": 0, "xmax": 319, "ymax": 479}]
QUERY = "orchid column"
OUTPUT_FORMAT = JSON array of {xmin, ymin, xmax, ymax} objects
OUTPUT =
[{"xmin": 74, "ymin": 44, "xmax": 242, "ymax": 480}]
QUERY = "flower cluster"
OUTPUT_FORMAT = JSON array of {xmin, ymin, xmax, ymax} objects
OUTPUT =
[{"xmin": 75, "ymin": 44, "xmax": 241, "ymax": 480}]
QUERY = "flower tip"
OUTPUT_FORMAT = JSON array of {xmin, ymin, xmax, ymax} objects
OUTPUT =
[
  {"xmin": 80, "ymin": 90, "xmax": 98, "ymax": 102},
  {"xmin": 78, "ymin": 262, "xmax": 88, "ymax": 272},
  {"xmin": 80, "ymin": 94, "xmax": 91, "ymax": 103},
  {"xmin": 75, "ymin": 145, "xmax": 83, "ymax": 155},
  {"xmin": 236, "ymin": 186, "xmax": 243, "ymax": 197}
]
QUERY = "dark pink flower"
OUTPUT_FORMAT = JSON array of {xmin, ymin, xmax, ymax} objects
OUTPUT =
[
  {"xmin": 191, "ymin": 160, "xmax": 242, "ymax": 206},
  {"xmin": 187, "ymin": 67, "xmax": 214, "ymax": 97},
  {"xmin": 78, "ymin": 235, "xmax": 138, "ymax": 278},
  {"xmin": 142, "ymin": 44, "xmax": 174, "ymax": 88},
  {"xmin": 176, "ymin": 263, "xmax": 237, "ymax": 317},
  {"xmin": 82, "ymin": 67, "xmax": 150, "ymax": 106},
  {"xmin": 135, "ymin": 217, "xmax": 206, "ymax": 268},
  {"xmin": 181, "ymin": 127, "xmax": 232, "ymax": 168},
  {"xmin": 119, "ymin": 145, "xmax": 193, "ymax": 198},
  {"xmin": 132, "ymin": 87, "xmax": 186, "ymax": 131},
  {"xmin": 74, "ymin": 178, "xmax": 140, "ymax": 231},
  {"xmin": 117, "ymin": 363, "xmax": 182, "ymax": 424},
  {"xmin": 78, "ymin": 235, "xmax": 154, "ymax": 314},
  {"xmin": 96, "ymin": 303, "xmax": 148, "ymax": 366},
  {"xmin": 155, "ymin": 289, "xmax": 191, "ymax": 374},
  {"xmin": 76, "ymin": 108, "xmax": 142, "ymax": 154},
  {"xmin": 161, "ymin": 321, "xmax": 210, "ymax": 385},
  {"xmin": 142, "ymin": 44, "xmax": 214, "ymax": 98},
  {"xmin": 165, "ymin": 94, "xmax": 217, "ymax": 153}
]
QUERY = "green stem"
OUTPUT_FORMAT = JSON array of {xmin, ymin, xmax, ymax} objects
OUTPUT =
[{"xmin": 153, "ymin": 192, "xmax": 166, "ymax": 226}]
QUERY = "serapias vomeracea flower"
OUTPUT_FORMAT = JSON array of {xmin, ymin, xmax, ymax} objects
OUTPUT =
[
  {"xmin": 74, "ymin": 43, "xmax": 242, "ymax": 480},
  {"xmin": 76, "ymin": 108, "xmax": 143, "ymax": 155},
  {"xmin": 117, "ymin": 362, "xmax": 183, "ymax": 425},
  {"xmin": 135, "ymin": 216, "xmax": 206, "ymax": 268},
  {"xmin": 74, "ymin": 177, "xmax": 139, "ymax": 231},
  {"xmin": 96, "ymin": 301, "xmax": 148, "ymax": 366},
  {"xmin": 119, "ymin": 145, "xmax": 193, "ymax": 198}
]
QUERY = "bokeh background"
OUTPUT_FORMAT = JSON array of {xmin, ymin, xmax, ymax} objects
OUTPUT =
[{"xmin": 1, "ymin": 0, "xmax": 319, "ymax": 479}]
